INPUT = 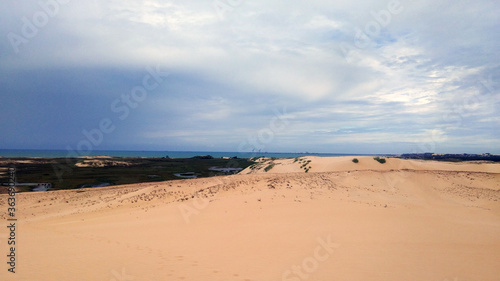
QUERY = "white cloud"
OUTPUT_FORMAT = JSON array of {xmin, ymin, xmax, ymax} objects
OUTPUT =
[
  {"xmin": 1, "ymin": 0, "xmax": 499, "ymax": 153},
  {"xmin": 306, "ymin": 15, "xmax": 343, "ymax": 30}
]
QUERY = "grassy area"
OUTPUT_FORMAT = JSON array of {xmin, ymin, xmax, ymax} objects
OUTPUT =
[{"xmin": 0, "ymin": 157, "xmax": 254, "ymax": 192}]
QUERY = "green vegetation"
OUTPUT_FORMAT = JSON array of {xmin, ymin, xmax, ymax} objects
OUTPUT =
[
  {"xmin": 295, "ymin": 157, "xmax": 308, "ymax": 164},
  {"xmin": 373, "ymin": 157, "xmax": 386, "ymax": 164},
  {"xmin": 250, "ymin": 156, "xmax": 264, "ymax": 161},
  {"xmin": 264, "ymin": 163, "xmax": 275, "ymax": 172},
  {"xmin": 352, "ymin": 158, "xmax": 359, "ymax": 163},
  {"xmin": 249, "ymin": 163, "xmax": 259, "ymax": 170},
  {"xmin": 299, "ymin": 160, "xmax": 311, "ymax": 168},
  {"xmin": 296, "ymin": 158, "xmax": 312, "ymax": 173},
  {"xmin": 190, "ymin": 155, "xmax": 214, "ymax": 159},
  {"xmin": 0, "ymin": 157, "xmax": 254, "ymax": 192}
]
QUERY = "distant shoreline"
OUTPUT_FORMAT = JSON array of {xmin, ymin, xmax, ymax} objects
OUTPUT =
[{"xmin": 0, "ymin": 149, "xmax": 374, "ymax": 159}]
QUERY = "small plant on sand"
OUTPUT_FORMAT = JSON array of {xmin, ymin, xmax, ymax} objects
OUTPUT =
[
  {"xmin": 352, "ymin": 158, "xmax": 359, "ymax": 163},
  {"xmin": 249, "ymin": 162, "xmax": 265, "ymax": 170},
  {"xmin": 251, "ymin": 156, "xmax": 263, "ymax": 161},
  {"xmin": 264, "ymin": 163, "xmax": 275, "ymax": 172},
  {"xmin": 373, "ymin": 157, "xmax": 386, "ymax": 164}
]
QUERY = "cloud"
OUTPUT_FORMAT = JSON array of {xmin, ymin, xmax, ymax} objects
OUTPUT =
[{"xmin": 0, "ymin": 0, "xmax": 499, "ymax": 153}]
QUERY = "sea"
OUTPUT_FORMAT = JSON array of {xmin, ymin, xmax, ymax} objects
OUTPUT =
[{"xmin": 0, "ymin": 149, "xmax": 364, "ymax": 159}]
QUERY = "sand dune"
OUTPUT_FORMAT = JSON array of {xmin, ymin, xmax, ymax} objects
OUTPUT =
[
  {"xmin": 1, "ymin": 157, "xmax": 499, "ymax": 281},
  {"xmin": 242, "ymin": 156, "xmax": 500, "ymax": 174}
]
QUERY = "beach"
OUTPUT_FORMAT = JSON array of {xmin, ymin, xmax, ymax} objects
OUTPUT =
[{"xmin": 1, "ymin": 156, "xmax": 499, "ymax": 281}]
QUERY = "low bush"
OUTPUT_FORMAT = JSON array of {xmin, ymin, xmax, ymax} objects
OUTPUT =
[{"xmin": 264, "ymin": 163, "xmax": 275, "ymax": 172}]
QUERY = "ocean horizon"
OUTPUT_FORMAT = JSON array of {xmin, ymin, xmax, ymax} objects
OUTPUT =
[{"xmin": 0, "ymin": 149, "xmax": 370, "ymax": 159}]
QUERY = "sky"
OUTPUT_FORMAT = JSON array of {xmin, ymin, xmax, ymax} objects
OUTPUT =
[{"xmin": 0, "ymin": 0, "xmax": 499, "ymax": 154}]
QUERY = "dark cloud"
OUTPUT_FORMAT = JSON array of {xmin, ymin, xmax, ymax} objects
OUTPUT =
[{"xmin": 0, "ymin": 0, "xmax": 499, "ymax": 153}]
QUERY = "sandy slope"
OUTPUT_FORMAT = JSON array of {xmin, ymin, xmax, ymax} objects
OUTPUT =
[
  {"xmin": 242, "ymin": 156, "xmax": 500, "ymax": 174},
  {"xmin": 1, "ymin": 157, "xmax": 499, "ymax": 281}
]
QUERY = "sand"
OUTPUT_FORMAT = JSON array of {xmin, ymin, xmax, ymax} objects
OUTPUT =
[{"xmin": 1, "ymin": 156, "xmax": 499, "ymax": 281}]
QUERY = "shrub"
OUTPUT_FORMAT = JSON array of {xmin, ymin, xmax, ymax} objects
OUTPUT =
[
  {"xmin": 264, "ymin": 163, "xmax": 275, "ymax": 172},
  {"xmin": 373, "ymin": 157, "xmax": 386, "ymax": 164},
  {"xmin": 191, "ymin": 155, "xmax": 214, "ymax": 159},
  {"xmin": 352, "ymin": 158, "xmax": 359, "ymax": 163}
]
